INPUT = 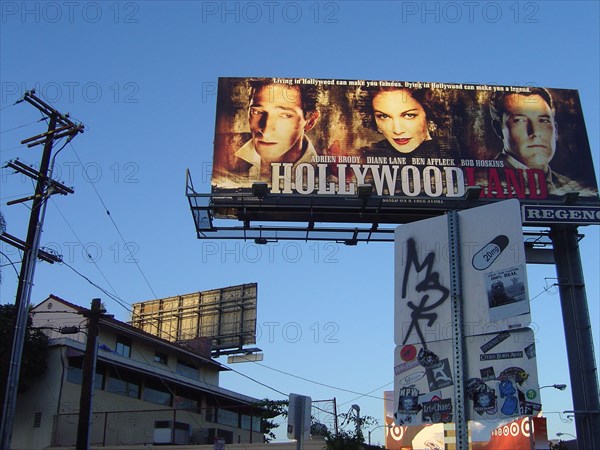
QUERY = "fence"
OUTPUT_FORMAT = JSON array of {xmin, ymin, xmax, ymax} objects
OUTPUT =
[{"xmin": 51, "ymin": 399, "xmax": 338, "ymax": 447}]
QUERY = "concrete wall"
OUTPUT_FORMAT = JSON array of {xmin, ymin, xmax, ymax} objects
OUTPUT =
[{"xmin": 11, "ymin": 346, "xmax": 66, "ymax": 450}]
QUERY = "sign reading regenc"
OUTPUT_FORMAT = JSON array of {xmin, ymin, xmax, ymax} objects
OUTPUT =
[{"xmin": 210, "ymin": 77, "xmax": 599, "ymax": 222}]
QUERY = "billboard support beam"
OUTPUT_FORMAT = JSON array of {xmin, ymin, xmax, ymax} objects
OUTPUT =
[
  {"xmin": 550, "ymin": 225, "xmax": 600, "ymax": 450},
  {"xmin": 447, "ymin": 210, "xmax": 468, "ymax": 450}
]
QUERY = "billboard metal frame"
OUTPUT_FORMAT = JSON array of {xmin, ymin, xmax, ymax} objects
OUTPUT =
[
  {"xmin": 187, "ymin": 171, "xmax": 583, "ymax": 250},
  {"xmin": 131, "ymin": 283, "xmax": 258, "ymax": 356}
]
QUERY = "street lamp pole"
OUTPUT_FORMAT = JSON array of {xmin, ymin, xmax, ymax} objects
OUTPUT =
[
  {"xmin": 351, "ymin": 404, "xmax": 362, "ymax": 444},
  {"xmin": 368, "ymin": 424, "xmax": 391, "ymax": 446},
  {"xmin": 556, "ymin": 432, "xmax": 576, "ymax": 439},
  {"xmin": 540, "ymin": 384, "xmax": 567, "ymax": 391}
]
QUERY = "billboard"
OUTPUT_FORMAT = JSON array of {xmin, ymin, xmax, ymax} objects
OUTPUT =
[
  {"xmin": 210, "ymin": 77, "xmax": 599, "ymax": 224},
  {"xmin": 130, "ymin": 283, "xmax": 257, "ymax": 353}
]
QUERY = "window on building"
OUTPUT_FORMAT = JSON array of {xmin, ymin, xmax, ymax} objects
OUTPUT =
[
  {"xmin": 206, "ymin": 407, "xmax": 216, "ymax": 423},
  {"xmin": 252, "ymin": 416, "xmax": 262, "ymax": 432},
  {"xmin": 154, "ymin": 351, "xmax": 168, "ymax": 364},
  {"xmin": 240, "ymin": 414, "xmax": 251, "ymax": 430},
  {"xmin": 142, "ymin": 379, "xmax": 172, "ymax": 406},
  {"xmin": 240, "ymin": 414, "xmax": 262, "ymax": 432},
  {"xmin": 106, "ymin": 367, "xmax": 139, "ymax": 399},
  {"xmin": 66, "ymin": 358, "xmax": 104, "ymax": 389},
  {"xmin": 33, "ymin": 412, "xmax": 42, "ymax": 428},
  {"xmin": 217, "ymin": 409, "xmax": 239, "ymax": 427},
  {"xmin": 173, "ymin": 391, "xmax": 198, "ymax": 410},
  {"xmin": 176, "ymin": 359, "xmax": 198, "ymax": 379},
  {"xmin": 115, "ymin": 336, "xmax": 132, "ymax": 358}
]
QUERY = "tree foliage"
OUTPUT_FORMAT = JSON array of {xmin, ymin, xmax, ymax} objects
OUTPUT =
[
  {"xmin": 325, "ymin": 410, "xmax": 383, "ymax": 450},
  {"xmin": 0, "ymin": 304, "xmax": 49, "ymax": 407},
  {"xmin": 549, "ymin": 440, "xmax": 570, "ymax": 450},
  {"xmin": 253, "ymin": 398, "xmax": 288, "ymax": 442}
]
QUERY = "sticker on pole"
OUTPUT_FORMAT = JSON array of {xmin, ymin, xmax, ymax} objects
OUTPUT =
[{"xmin": 472, "ymin": 235, "xmax": 509, "ymax": 270}]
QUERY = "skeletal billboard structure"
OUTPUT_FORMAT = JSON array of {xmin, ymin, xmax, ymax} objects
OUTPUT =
[{"xmin": 130, "ymin": 283, "xmax": 258, "ymax": 355}]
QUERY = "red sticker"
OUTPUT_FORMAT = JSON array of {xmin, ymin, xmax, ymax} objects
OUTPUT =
[{"xmin": 400, "ymin": 345, "xmax": 417, "ymax": 361}]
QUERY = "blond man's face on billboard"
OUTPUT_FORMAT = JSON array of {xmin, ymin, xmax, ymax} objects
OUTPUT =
[
  {"xmin": 501, "ymin": 93, "xmax": 557, "ymax": 172},
  {"xmin": 248, "ymin": 84, "xmax": 317, "ymax": 164}
]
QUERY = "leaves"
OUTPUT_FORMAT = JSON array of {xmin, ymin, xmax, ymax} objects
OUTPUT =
[{"xmin": 0, "ymin": 304, "xmax": 49, "ymax": 407}]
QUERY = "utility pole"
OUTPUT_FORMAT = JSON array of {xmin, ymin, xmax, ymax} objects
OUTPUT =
[
  {"xmin": 550, "ymin": 225, "xmax": 600, "ymax": 450},
  {"xmin": 76, "ymin": 299, "xmax": 105, "ymax": 450},
  {"xmin": 0, "ymin": 90, "xmax": 83, "ymax": 450}
]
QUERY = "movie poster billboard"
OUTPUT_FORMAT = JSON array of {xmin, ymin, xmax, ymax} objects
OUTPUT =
[{"xmin": 210, "ymin": 77, "xmax": 599, "ymax": 223}]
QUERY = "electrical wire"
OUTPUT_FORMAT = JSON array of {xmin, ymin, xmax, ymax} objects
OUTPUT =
[
  {"xmin": 47, "ymin": 197, "xmax": 125, "ymax": 305},
  {"xmin": 0, "ymin": 251, "xmax": 20, "ymax": 277},
  {"xmin": 53, "ymin": 255, "xmax": 289, "ymax": 400},
  {"xmin": 0, "ymin": 117, "xmax": 47, "ymax": 134},
  {"xmin": 67, "ymin": 141, "xmax": 158, "ymax": 300},
  {"xmin": 0, "ymin": 144, "xmax": 28, "ymax": 154},
  {"xmin": 0, "ymin": 98, "xmax": 24, "ymax": 112},
  {"xmin": 4, "ymin": 99, "xmax": 290, "ymax": 404},
  {"xmin": 529, "ymin": 283, "xmax": 559, "ymax": 302},
  {"xmin": 250, "ymin": 361, "xmax": 386, "ymax": 400},
  {"xmin": 338, "ymin": 381, "xmax": 392, "ymax": 406}
]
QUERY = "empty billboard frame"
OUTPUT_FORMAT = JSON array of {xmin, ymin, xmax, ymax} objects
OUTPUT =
[{"xmin": 131, "ymin": 283, "xmax": 257, "ymax": 354}]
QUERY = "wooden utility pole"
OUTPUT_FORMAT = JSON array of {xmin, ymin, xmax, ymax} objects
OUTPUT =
[
  {"xmin": 0, "ymin": 90, "xmax": 83, "ymax": 450},
  {"xmin": 76, "ymin": 299, "xmax": 105, "ymax": 450}
]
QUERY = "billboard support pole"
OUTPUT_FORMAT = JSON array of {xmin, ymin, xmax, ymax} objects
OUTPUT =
[
  {"xmin": 447, "ymin": 210, "xmax": 469, "ymax": 450},
  {"xmin": 550, "ymin": 225, "xmax": 600, "ymax": 450}
]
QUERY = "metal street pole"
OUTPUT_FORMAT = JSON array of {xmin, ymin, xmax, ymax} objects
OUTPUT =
[
  {"xmin": 550, "ymin": 225, "xmax": 600, "ymax": 450},
  {"xmin": 448, "ymin": 210, "xmax": 468, "ymax": 450}
]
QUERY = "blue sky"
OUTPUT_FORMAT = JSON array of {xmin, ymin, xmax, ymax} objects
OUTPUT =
[{"xmin": 1, "ymin": 1, "xmax": 598, "ymax": 445}]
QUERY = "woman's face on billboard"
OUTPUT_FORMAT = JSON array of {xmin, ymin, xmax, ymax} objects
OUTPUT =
[{"xmin": 372, "ymin": 89, "xmax": 430, "ymax": 153}]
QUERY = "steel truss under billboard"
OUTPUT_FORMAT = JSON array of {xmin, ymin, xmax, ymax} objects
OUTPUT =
[
  {"xmin": 131, "ymin": 283, "xmax": 257, "ymax": 354},
  {"xmin": 188, "ymin": 77, "xmax": 599, "ymax": 239}
]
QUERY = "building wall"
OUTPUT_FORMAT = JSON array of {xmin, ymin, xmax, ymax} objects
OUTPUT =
[
  {"xmin": 95, "ymin": 328, "xmax": 220, "ymax": 386},
  {"xmin": 11, "ymin": 346, "xmax": 66, "ymax": 450},
  {"xmin": 16, "ymin": 346, "xmax": 262, "ymax": 448},
  {"xmin": 16, "ymin": 299, "xmax": 260, "ymax": 448}
]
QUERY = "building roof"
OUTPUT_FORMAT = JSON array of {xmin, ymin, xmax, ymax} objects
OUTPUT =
[{"xmin": 33, "ymin": 295, "xmax": 226, "ymax": 371}]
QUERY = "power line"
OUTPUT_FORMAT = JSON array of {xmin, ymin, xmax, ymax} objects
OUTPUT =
[
  {"xmin": 47, "ymin": 198, "xmax": 124, "ymax": 305},
  {"xmin": 67, "ymin": 142, "xmax": 158, "ymax": 300},
  {"xmin": 53, "ymin": 258, "xmax": 289, "ymax": 398},
  {"xmin": 0, "ymin": 251, "xmax": 20, "ymax": 278},
  {"xmin": 250, "ymin": 360, "xmax": 386, "ymax": 400},
  {"xmin": 338, "ymin": 381, "xmax": 392, "ymax": 406},
  {"xmin": 0, "ymin": 99, "xmax": 25, "ymax": 113},
  {"xmin": 0, "ymin": 118, "xmax": 47, "ymax": 135}
]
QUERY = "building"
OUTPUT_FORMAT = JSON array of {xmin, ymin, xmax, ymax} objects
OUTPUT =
[{"xmin": 12, "ymin": 295, "xmax": 267, "ymax": 449}]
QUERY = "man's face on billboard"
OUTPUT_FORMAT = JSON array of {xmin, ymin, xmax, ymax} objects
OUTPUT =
[
  {"xmin": 248, "ymin": 84, "xmax": 317, "ymax": 163},
  {"xmin": 501, "ymin": 93, "xmax": 557, "ymax": 172}
]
